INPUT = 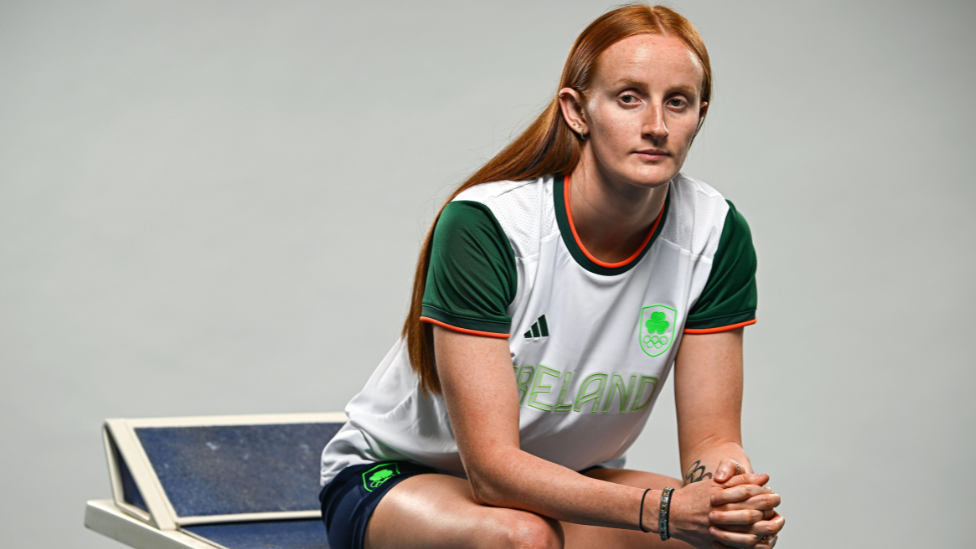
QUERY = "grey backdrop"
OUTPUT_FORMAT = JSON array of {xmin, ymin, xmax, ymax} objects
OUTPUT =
[{"xmin": 2, "ymin": 1, "xmax": 973, "ymax": 547}]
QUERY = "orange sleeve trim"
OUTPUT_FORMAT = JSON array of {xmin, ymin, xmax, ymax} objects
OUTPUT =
[
  {"xmin": 419, "ymin": 316, "xmax": 510, "ymax": 339},
  {"xmin": 563, "ymin": 174, "xmax": 664, "ymax": 269},
  {"xmin": 683, "ymin": 319, "xmax": 757, "ymax": 334}
]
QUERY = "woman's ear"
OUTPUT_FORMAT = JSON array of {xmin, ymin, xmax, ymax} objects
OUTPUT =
[
  {"xmin": 693, "ymin": 100, "xmax": 709, "ymax": 138},
  {"xmin": 558, "ymin": 88, "xmax": 588, "ymax": 137}
]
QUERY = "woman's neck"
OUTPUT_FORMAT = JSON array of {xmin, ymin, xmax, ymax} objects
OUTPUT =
[{"xmin": 566, "ymin": 154, "xmax": 670, "ymax": 265}]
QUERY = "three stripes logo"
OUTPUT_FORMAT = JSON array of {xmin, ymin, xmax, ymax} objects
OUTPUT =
[{"xmin": 523, "ymin": 315, "xmax": 549, "ymax": 339}]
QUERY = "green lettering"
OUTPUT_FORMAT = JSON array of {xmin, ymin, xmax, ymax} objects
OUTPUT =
[
  {"xmin": 574, "ymin": 373, "xmax": 608, "ymax": 413},
  {"xmin": 629, "ymin": 375, "xmax": 659, "ymax": 412},
  {"xmin": 516, "ymin": 365, "xmax": 535, "ymax": 405},
  {"xmin": 602, "ymin": 374, "xmax": 638, "ymax": 413},
  {"xmin": 553, "ymin": 371, "xmax": 575, "ymax": 412},
  {"xmin": 528, "ymin": 366, "xmax": 560, "ymax": 411}
]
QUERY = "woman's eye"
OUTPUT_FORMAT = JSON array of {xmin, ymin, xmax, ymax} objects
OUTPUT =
[
  {"xmin": 619, "ymin": 94, "xmax": 638, "ymax": 105},
  {"xmin": 667, "ymin": 98, "xmax": 687, "ymax": 108}
]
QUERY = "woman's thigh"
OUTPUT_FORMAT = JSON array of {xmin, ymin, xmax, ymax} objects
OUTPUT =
[
  {"xmin": 364, "ymin": 473, "xmax": 563, "ymax": 549},
  {"xmin": 365, "ymin": 468, "xmax": 692, "ymax": 549}
]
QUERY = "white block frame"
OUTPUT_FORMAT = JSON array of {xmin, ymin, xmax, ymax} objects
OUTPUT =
[
  {"xmin": 85, "ymin": 500, "xmax": 217, "ymax": 549},
  {"xmin": 98, "ymin": 412, "xmax": 348, "ymax": 531}
]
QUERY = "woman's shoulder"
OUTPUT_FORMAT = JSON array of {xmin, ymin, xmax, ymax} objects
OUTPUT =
[
  {"xmin": 452, "ymin": 175, "xmax": 552, "ymax": 204},
  {"xmin": 671, "ymin": 172, "xmax": 725, "ymax": 202},
  {"xmin": 448, "ymin": 175, "xmax": 557, "ymax": 259},
  {"xmin": 664, "ymin": 173, "xmax": 748, "ymax": 258}
]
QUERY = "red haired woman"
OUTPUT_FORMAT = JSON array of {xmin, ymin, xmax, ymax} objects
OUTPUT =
[{"xmin": 319, "ymin": 5, "xmax": 785, "ymax": 548}]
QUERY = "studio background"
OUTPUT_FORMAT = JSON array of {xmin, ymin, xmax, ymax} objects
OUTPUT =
[{"xmin": 1, "ymin": 1, "xmax": 973, "ymax": 547}]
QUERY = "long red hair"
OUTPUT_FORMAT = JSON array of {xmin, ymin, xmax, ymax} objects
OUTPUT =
[{"xmin": 405, "ymin": 4, "xmax": 712, "ymax": 395}]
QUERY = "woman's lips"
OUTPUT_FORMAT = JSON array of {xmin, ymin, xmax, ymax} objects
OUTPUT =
[{"xmin": 635, "ymin": 149, "xmax": 669, "ymax": 161}]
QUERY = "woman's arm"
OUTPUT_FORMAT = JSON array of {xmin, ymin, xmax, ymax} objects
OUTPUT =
[
  {"xmin": 434, "ymin": 325, "xmax": 652, "ymax": 530},
  {"xmin": 671, "ymin": 328, "xmax": 785, "ymax": 546},
  {"xmin": 673, "ymin": 329, "xmax": 751, "ymax": 484},
  {"xmin": 434, "ymin": 325, "xmax": 767, "ymax": 544}
]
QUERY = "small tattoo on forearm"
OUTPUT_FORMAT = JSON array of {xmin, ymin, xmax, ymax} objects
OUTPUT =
[{"xmin": 685, "ymin": 460, "xmax": 712, "ymax": 484}]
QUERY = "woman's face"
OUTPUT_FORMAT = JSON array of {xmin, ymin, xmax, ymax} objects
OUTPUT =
[{"xmin": 567, "ymin": 33, "xmax": 707, "ymax": 189}]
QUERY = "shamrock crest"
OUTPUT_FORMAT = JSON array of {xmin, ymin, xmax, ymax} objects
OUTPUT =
[
  {"xmin": 645, "ymin": 311, "xmax": 669, "ymax": 334},
  {"xmin": 369, "ymin": 468, "xmax": 395, "ymax": 487}
]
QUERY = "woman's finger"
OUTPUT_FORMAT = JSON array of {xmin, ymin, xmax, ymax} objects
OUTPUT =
[
  {"xmin": 711, "ymin": 483, "xmax": 771, "ymax": 505},
  {"xmin": 710, "ymin": 509, "xmax": 763, "ymax": 526},
  {"xmin": 761, "ymin": 513, "xmax": 786, "ymax": 536},
  {"xmin": 714, "ymin": 457, "xmax": 741, "ymax": 483},
  {"xmin": 720, "ymin": 473, "xmax": 769, "ymax": 488},
  {"xmin": 714, "ymin": 542, "xmax": 775, "ymax": 549},
  {"xmin": 713, "ymin": 513, "xmax": 786, "ymax": 537},
  {"xmin": 715, "ymin": 492, "xmax": 781, "ymax": 512},
  {"xmin": 709, "ymin": 526, "xmax": 765, "ymax": 548}
]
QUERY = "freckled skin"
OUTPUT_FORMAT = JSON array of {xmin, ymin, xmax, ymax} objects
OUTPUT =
[
  {"xmin": 558, "ymin": 34, "xmax": 708, "ymax": 263},
  {"xmin": 579, "ymin": 33, "xmax": 707, "ymax": 191}
]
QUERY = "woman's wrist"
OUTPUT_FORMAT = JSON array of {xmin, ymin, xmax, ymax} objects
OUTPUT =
[
  {"xmin": 663, "ymin": 483, "xmax": 707, "ymax": 544},
  {"xmin": 658, "ymin": 487, "xmax": 674, "ymax": 540},
  {"xmin": 639, "ymin": 488, "xmax": 662, "ymax": 534},
  {"xmin": 682, "ymin": 445, "xmax": 751, "ymax": 486}
]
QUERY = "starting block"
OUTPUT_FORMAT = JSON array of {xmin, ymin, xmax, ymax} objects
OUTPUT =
[{"xmin": 84, "ymin": 413, "xmax": 346, "ymax": 549}]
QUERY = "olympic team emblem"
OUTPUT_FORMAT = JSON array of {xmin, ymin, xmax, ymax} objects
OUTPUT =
[
  {"xmin": 362, "ymin": 462, "xmax": 400, "ymax": 492},
  {"xmin": 639, "ymin": 305, "xmax": 677, "ymax": 357}
]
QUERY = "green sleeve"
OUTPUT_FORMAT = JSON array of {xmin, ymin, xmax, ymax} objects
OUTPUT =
[
  {"xmin": 685, "ymin": 201, "xmax": 758, "ymax": 331},
  {"xmin": 421, "ymin": 200, "xmax": 518, "ymax": 336}
]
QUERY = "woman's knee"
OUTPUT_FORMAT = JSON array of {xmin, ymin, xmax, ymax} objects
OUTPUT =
[{"xmin": 486, "ymin": 511, "xmax": 564, "ymax": 549}]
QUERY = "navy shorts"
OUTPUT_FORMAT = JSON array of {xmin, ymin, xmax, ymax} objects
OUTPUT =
[{"xmin": 319, "ymin": 461, "xmax": 437, "ymax": 549}]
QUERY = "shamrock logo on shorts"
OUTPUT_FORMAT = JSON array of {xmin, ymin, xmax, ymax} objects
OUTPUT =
[
  {"xmin": 362, "ymin": 462, "xmax": 400, "ymax": 492},
  {"xmin": 369, "ymin": 469, "xmax": 394, "ymax": 488}
]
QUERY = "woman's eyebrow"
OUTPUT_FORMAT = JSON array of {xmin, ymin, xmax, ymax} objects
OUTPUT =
[
  {"xmin": 609, "ymin": 79, "xmax": 699, "ymax": 98},
  {"xmin": 610, "ymin": 79, "xmax": 647, "ymax": 91},
  {"xmin": 669, "ymin": 84, "xmax": 699, "ymax": 97}
]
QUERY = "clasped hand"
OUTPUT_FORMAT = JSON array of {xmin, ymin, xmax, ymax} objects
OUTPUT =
[{"xmin": 670, "ymin": 459, "xmax": 784, "ymax": 549}]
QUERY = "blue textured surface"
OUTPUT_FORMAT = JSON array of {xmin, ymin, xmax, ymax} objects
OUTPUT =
[
  {"xmin": 114, "ymin": 440, "xmax": 147, "ymax": 512},
  {"xmin": 136, "ymin": 422, "xmax": 342, "ymax": 517},
  {"xmin": 185, "ymin": 520, "xmax": 329, "ymax": 549}
]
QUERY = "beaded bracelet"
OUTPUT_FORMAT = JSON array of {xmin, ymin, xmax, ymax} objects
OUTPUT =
[{"xmin": 659, "ymin": 487, "xmax": 674, "ymax": 541}]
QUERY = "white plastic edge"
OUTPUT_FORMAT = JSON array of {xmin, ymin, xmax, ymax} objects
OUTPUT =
[
  {"xmin": 85, "ymin": 500, "xmax": 218, "ymax": 549},
  {"xmin": 105, "ymin": 420, "xmax": 179, "ymax": 530},
  {"xmin": 116, "ymin": 412, "xmax": 348, "ymax": 428}
]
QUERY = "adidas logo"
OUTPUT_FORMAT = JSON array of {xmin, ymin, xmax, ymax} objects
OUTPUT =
[{"xmin": 523, "ymin": 315, "xmax": 549, "ymax": 339}]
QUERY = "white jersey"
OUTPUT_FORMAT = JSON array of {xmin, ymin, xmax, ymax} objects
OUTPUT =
[{"xmin": 321, "ymin": 173, "xmax": 757, "ymax": 486}]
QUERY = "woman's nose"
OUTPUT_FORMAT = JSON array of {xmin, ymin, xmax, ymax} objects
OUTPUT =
[{"xmin": 643, "ymin": 105, "xmax": 669, "ymax": 141}]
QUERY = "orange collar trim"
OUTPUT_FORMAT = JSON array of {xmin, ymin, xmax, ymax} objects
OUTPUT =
[{"xmin": 562, "ymin": 174, "xmax": 666, "ymax": 269}]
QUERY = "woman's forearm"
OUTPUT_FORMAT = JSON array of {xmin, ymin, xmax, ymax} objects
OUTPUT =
[
  {"xmin": 465, "ymin": 445, "xmax": 659, "ymax": 531},
  {"xmin": 434, "ymin": 326, "xmax": 715, "ymax": 536}
]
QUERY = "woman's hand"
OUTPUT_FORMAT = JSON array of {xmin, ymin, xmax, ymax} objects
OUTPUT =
[
  {"xmin": 667, "ymin": 475, "xmax": 767, "ymax": 548},
  {"xmin": 668, "ymin": 473, "xmax": 782, "ymax": 549},
  {"xmin": 712, "ymin": 457, "xmax": 747, "ymax": 483},
  {"xmin": 708, "ymin": 475, "xmax": 785, "ymax": 548}
]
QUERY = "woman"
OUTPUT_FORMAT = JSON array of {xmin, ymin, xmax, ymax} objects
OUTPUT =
[{"xmin": 319, "ymin": 5, "xmax": 785, "ymax": 549}]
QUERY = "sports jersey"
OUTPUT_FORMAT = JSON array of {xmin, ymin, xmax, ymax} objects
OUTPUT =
[{"xmin": 320, "ymin": 173, "xmax": 757, "ymax": 486}]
